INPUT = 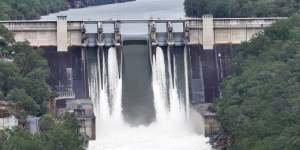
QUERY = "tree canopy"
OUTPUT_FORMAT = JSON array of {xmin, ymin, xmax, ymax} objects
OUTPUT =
[
  {"xmin": 0, "ymin": 0, "xmax": 67, "ymax": 20},
  {"xmin": 0, "ymin": 25, "xmax": 54, "ymax": 116},
  {"xmin": 217, "ymin": 13, "xmax": 300, "ymax": 149},
  {"xmin": 0, "ymin": 8, "xmax": 85, "ymax": 148},
  {"xmin": 0, "ymin": 114, "xmax": 84, "ymax": 150},
  {"xmin": 184, "ymin": 0, "xmax": 300, "ymax": 18},
  {"xmin": 0, "ymin": 0, "xmax": 134, "ymax": 20}
]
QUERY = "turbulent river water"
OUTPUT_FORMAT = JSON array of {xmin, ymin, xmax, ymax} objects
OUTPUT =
[{"xmin": 42, "ymin": 0, "xmax": 212, "ymax": 150}]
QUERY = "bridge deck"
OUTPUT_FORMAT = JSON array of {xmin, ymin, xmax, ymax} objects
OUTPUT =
[{"xmin": 0, "ymin": 16, "xmax": 284, "ymax": 50}]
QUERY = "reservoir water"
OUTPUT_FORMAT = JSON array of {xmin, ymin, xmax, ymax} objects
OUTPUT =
[
  {"xmin": 41, "ymin": 0, "xmax": 185, "ymax": 20},
  {"xmin": 41, "ymin": 0, "xmax": 186, "ymax": 33}
]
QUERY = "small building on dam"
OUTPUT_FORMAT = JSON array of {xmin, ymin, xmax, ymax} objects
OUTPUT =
[{"xmin": 0, "ymin": 15, "xmax": 282, "ymax": 138}]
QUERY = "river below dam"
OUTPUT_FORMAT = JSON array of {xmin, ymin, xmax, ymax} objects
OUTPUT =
[{"xmin": 42, "ymin": 0, "xmax": 212, "ymax": 150}]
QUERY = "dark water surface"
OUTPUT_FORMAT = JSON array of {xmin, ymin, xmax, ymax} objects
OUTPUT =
[{"xmin": 122, "ymin": 43, "xmax": 155, "ymax": 125}]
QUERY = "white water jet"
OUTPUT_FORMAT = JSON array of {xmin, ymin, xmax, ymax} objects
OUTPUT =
[
  {"xmin": 167, "ymin": 47, "xmax": 185, "ymax": 123},
  {"xmin": 88, "ymin": 47, "xmax": 123, "ymax": 139},
  {"xmin": 152, "ymin": 47, "xmax": 168, "ymax": 122},
  {"xmin": 88, "ymin": 46, "xmax": 211, "ymax": 150},
  {"xmin": 107, "ymin": 48, "xmax": 123, "ymax": 123},
  {"xmin": 184, "ymin": 46, "xmax": 191, "ymax": 119}
]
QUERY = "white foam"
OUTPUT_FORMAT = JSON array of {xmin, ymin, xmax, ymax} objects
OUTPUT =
[{"xmin": 88, "ymin": 46, "xmax": 211, "ymax": 150}]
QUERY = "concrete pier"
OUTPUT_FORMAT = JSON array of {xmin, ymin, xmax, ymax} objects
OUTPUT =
[{"xmin": 57, "ymin": 16, "xmax": 68, "ymax": 52}]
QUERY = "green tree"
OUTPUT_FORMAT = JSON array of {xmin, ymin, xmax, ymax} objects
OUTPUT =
[
  {"xmin": 184, "ymin": 0, "xmax": 300, "ymax": 18},
  {"xmin": 40, "ymin": 114, "xmax": 84, "ymax": 150},
  {"xmin": 6, "ymin": 88, "xmax": 40, "ymax": 115},
  {"xmin": 217, "ymin": 13, "xmax": 300, "ymax": 150},
  {"xmin": 2, "ymin": 129, "xmax": 43, "ymax": 150},
  {"xmin": 0, "ymin": 25, "xmax": 53, "ymax": 116},
  {"xmin": 0, "ymin": 114, "xmax": 84, "ymax": 150},
  {"xmin": 42, "ymin": 125, "xmax": 84, "ymax": 150},
  {"xmin": 39, "ymin": 114, "xmax": 56, "ymax": 132},
  {"xmin": 62, "ymin": 113, "xmax": 81, "ymax": 133},
  {"xmin": 0, "ymin": 0, "xmax": 67, "ymax": 20}
]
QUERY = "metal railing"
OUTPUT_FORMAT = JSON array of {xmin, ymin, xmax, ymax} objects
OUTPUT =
[{"xmin": 55, "ymin": 90, "xmax": 75, "ymax": 100}]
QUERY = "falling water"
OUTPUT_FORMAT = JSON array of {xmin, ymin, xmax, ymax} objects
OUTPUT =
[
  {"xmin": 88, "ymin": 47, "xmax": 123, "ymax": 139},
  {"xmin": 88, "ymin": 45, "xmax": 211, "ymax": 150},
  {"xmin": 152, "ymin": 47, "xmax": 168, "ymax": 122},
  {"xmin": 107, "ymin": 48, "xmax": 123, "ymax": 122},
  {"xmin": 167, "ymin": 47, "xmax": 185, "ymax": 122}
]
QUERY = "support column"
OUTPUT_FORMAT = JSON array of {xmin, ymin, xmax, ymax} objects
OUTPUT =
[
  {"xmin": 202, "ymin": 15, "xmax": 219, "ymax": 102},
  {"xmin": 201, "ymin": 49, "xmax": 219, "ymax": 102},
  {"xmin": 57, "ymin": 16, "xmax": 68, "ymax": 52},
  {"xmin": 81, "ymin": 47, "xmax": 88, "ymax": 98},
  {"xmin": 114, "ymin": 21, "xmax": 121, "ymax": 47},
  {"xmin": 202, "ymin": 15, "xmax": 214, "ymax": 50},
  {"xmin": 81, "ymin": 22, "xmax": 88, "ymax": 99},
  {"xmin": 167, "ymin": 21, "xmax": 174, "ymax": 45},
  {"xmin": 189, "ymin": 45, "xmax": 206, "ymax": 103},
  {"xmin": 148, "ymin": 20, "xmax": 157, "ymax": 64}
]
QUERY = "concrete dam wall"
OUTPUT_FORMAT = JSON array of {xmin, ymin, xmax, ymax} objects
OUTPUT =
[{"xmin": 0, "ymin": 16, "xmax": 282, "ymax": 104}]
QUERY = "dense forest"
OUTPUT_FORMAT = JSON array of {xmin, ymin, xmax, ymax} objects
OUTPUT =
[
  {"xmin": 0, "ymin": 0, "xmax": 67, "ymax": 20},
  {"xmin": 184, "ymin": 1, "xmax": 300, "ymax": 149},
  {"xmin": 184, "ymin": 0, "xmax": 300, "ymax": 17},
  {"xmin": 0, "ymin": 25, "xmax": 85, "ymax": 149},
  {"xmin": 0, "ymin": 25, "xmax": 53, "ymax": 116},
  {"xmin": 0, "ymin": 0, "xmax": 134, "ymax": 20},
  {"xmin": 217, "ymin": 13, "xmax": 300, "ymax": 149}
]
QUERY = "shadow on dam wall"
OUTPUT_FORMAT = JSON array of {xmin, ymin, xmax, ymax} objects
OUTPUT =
[
  {"xmin": 42, "ymin": 43, "xmax": 238, "ymax": 107},
  {"xmin": 43, "ymin": 46, "xmax": 86, "ymax": 99},
  {"xmin": 189, "ymin": 44, "xmax": 237, "ymax": 103}
]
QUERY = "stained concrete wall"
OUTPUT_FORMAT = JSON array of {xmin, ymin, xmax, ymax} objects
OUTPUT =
[
  {"xmin": 0, "ymin": 20, "xmax": 82, "ymax": 49},
  {"xmin": 44, "ymin": 47, "xmax": 86, "ymax": 99},
  {"xmin": 186, "ymin": 17, "xmax": 281, "ymax": 103},
  {"xmin": 202, "ymin": 15, "xmax": 214, "ymax": 50},
  {"xmin": 188, "ymin": 44, "xmax": 244, "ymax": 103},
  {"xmin": 57, "ymin": 16, "xmax": 68, "ymax": 52},
  {"xmin": 187, "ymin": 17, "xmax": 280, "ymax": 47},
  {"xmin": 0, "ymin": 18, "xmax": 282, "ymax": 103},
  {"xmin": 188, "ymin": 45, "xmax": 220, "ymax": 103}
]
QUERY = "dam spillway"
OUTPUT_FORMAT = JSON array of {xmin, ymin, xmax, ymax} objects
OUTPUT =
[
  {"xmin": 84, "ymin": 20, "xmax": 212, "ymax": 148},
  {"xmin": 122, "ymin": 43, "xmax": 155, "ymax": 125},
  {"xmin": 87, "ymin": 39, "xmax": 211, "ymax": 149}
]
